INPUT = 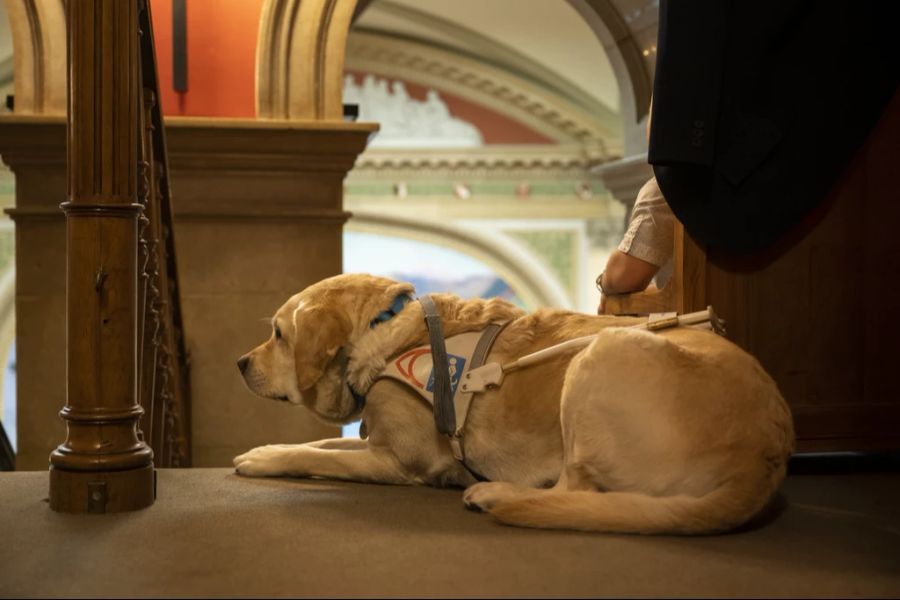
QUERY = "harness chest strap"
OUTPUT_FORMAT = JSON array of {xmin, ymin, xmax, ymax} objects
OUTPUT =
[{"xmin": 373, "ymin": 297, "xmax": 505, "ymax": 463}]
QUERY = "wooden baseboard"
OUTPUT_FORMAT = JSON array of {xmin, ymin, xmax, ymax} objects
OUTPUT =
[
  {"xmin": 792, "ymin": 403, "xmax": 900, "ymax": 453},
  {"xmin": 789, "ymin": 449, "xmax": 900, "ymax": 474}
]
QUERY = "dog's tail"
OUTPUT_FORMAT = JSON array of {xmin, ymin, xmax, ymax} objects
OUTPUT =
[{"xmin": 487, "ymin": 470, "xmax": 779, "ymax": 535}]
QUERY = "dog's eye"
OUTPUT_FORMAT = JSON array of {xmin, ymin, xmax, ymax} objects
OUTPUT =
[{"xmin": 274, "ymin": 326, "xmax": 282, "ymax": 340}]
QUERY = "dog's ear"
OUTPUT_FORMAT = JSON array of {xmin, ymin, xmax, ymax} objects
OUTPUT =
[{"xmin": 293, "ymin": 304, "xmax": 351, "ymax": 391}]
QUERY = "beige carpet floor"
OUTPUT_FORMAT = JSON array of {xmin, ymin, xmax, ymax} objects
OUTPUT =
[{"xmin": 0, "ymin": 468, "xmax": 898, "ymax": 598}]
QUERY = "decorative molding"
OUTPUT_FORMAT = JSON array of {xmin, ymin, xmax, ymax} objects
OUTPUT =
[
  {"xmin": 257, "ymin": 0, "xmax": 358, "ymax": 120},
  {"xmin": 163, "ymin": 116, "xmax": 378, "ymax": 172},
  {"xmin": 0, "ymin": 114, "xmax": 377, "ymax": 213},
  {"xmin": 346, "ymin": 30, "xmax": 622, "ymax": 151},
  {"xmin": 363, "ymin": 1, "xmax": 620, "ymax": 124},
  {"xmin": 344, "ymin": 74, "xmax": 483, "ymax": 148},
  {"xmin": 352, "ymin": 144, "xmax": 608, "ymax": 175},
  {"xmin": 345, "ymin": 194, "xmax": 618, "ymax": 224}
]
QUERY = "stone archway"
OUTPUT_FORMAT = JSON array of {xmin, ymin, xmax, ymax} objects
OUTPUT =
[
  {"xmin": 256, "ymin": 0, "xmax": 359, "ymax": 119},
  {"xmin": 347, "ymin": 210, "xmax": 572, "ymax": 310},
  {"xmin": 3, "ymin": 0, "xmax": 66, "ymax": 115},
  {"xmin": 255, "ymin": 0, "xmax": 656, "ymax": 135},
  {"xmin": 566, "ymin": 0, "xmax": 655, "ymax": 153}
]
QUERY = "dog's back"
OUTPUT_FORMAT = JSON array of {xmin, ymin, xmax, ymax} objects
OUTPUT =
[{"xmin": 466, "ymin": 319, "xmax": 794, "ymax": 534}]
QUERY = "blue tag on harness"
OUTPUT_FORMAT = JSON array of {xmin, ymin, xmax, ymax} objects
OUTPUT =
[{"xmin": 426, "ymin": 352, "xmax": 467, "ymax": 397}]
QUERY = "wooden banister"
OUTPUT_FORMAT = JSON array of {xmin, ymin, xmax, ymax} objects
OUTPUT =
[
  {"xmin": 136, "ymin": 0, "xmax": 191, "ymax": 468},
  {"xmin": 49, "ymin": 0, "xmax": 190, "ymax": 513},
  {"xmin": 50, "ymin": 0, "xmax": 153, "ymax": 513}
]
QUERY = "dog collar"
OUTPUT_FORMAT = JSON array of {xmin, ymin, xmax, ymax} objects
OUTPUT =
[
  {"xmin": 370, "ymin": 294, "xmax": 413, "ymax": 329},
  {"xmin": 347, "ymin": 294, "xmax": 415, "ymax": 411}
]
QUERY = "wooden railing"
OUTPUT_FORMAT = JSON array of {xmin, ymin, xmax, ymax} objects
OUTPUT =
[
  {"xmin": 49, "ymin": 0, "xmax": 189, "ymax": 513},
  {"xmin": 136, "ymin": 0, "xmax": 191, "ymax": 469}
]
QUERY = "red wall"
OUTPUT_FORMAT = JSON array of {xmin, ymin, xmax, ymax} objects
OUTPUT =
[
  {"xmin": 151, "ymin": 0, "xmax": 264, "ymax": 118},
  {"xmin": 148, "ymin": 1, "xmax": 554, "ymax": 144}
]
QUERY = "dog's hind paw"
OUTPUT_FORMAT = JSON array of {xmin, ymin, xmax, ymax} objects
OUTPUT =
[{"xmin": 463, "ymin": 482, "xmax": 527, "ymax": 512}]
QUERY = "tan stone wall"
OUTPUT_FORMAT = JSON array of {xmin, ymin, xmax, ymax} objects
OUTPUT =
[
  {"xmin": 0, "ymin": 115, "xmax": 376, "ymax": 469},
  {"xmin": 175, "ymin": 218, "xmax": 343, "ymax": 466}
]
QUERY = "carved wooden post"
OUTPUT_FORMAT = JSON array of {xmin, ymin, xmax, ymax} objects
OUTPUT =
[{"xmin": 49, "ymin": 0, "xmax": 155, "ymax": 513}]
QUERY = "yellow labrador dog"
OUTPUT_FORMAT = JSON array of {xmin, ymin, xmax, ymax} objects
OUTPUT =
[{"xmin": 235, "ymin": 273, "xmax": 794, "ymax": 535}]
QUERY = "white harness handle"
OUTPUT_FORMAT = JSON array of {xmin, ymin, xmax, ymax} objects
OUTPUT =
[{"xmin": 461, "ymin": 306, "xmax": 726, "ymax": 394}]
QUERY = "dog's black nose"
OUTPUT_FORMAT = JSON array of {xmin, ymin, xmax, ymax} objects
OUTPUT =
[{"xmin": 237, "ymin": 355, "xmax": 250, "ymax": 374}]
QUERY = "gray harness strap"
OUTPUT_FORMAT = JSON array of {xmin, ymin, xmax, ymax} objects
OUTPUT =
[
  {"xmin": 471, "ymin": 322, "xmax": 502, "ymax": 373},
  {"xmin": 417, "ymin": 296, "xmax": 505, "ymax": 480},
  {"xmin": 419, "ymin": 295, "xmax": 455, "ymax": 436},
  {"xmin": 455, "ymin": 321, "xmax": 504, "ymax": 435}
]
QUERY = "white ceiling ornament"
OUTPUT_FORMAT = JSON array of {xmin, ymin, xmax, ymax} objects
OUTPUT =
[
  {"xmin": 344, "ymin": 74, "xmax": 484, "ymax": 148},
  {"xmin": 345, "ymin": 30, "xmax": 620, "ymax": 149}
]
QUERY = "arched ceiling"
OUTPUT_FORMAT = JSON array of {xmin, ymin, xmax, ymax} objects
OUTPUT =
[
  {"xmin": 355, "ymin": 0, "xmax": 621, "ymax": 113},
  {"xmin": 350, "ymin": 0, "xmax": 659, "ymax": 152}
]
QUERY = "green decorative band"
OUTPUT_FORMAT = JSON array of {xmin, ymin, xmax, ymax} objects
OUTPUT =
[{"xmin": 344, "ymin": 180, "xmax": 606, "ymax": 197}]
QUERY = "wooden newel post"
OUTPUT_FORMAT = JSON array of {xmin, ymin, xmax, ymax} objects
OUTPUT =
[{"xmin": 49, "ymin": 0, "xmax": 155, "ymax": 513}]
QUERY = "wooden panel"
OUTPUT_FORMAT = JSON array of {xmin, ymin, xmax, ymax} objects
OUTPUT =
[
  {"xmin": 673, "ymin": 222, "xmax": 706, "ymax": 314},
  {"xmin": 700, "ymin": 92, "xmax": 900, "ymax": 451},
  {"xmin": 793, "ymin": 404, "xmax": 900, "ymax": 453},
  {"xmin": 601, "ymin": 94, "xmax": 899, "ymax": 450}
]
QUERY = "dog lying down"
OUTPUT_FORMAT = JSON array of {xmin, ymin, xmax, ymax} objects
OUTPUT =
[{"xmin": 235, "ymin": 273, "xmax": 794, "ymax": 535}]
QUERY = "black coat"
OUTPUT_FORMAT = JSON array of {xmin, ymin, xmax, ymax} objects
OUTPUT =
[{"xmin": 649, "ymin": 0, "xmax": 899, "ymax": 254}]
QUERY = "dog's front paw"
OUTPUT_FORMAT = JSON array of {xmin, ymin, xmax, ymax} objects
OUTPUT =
[
  {"xmin": 233, "ymin": 445, "xmax": 293, "ymax": 477},
  {"xmin": 463, "ymin": 482, "xmax": 524, "ymax": 512}
]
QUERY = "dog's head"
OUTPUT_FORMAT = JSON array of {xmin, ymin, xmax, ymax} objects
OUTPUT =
[{"xmin": 237, "ymin": 273, "xmax": 415, "ymax": 424}]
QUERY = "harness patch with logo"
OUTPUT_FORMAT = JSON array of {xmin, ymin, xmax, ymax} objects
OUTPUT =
[
  {"xmin": 427, "ymin": 353, "xmax": 466, "ymax": 397},
  {"xmin": 375, "ymin": 329, "xmax": 498, "ymax": 436},
  {"xmin": 387, "ymin": 341, "xmax": 474, "ymax": 401}
]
